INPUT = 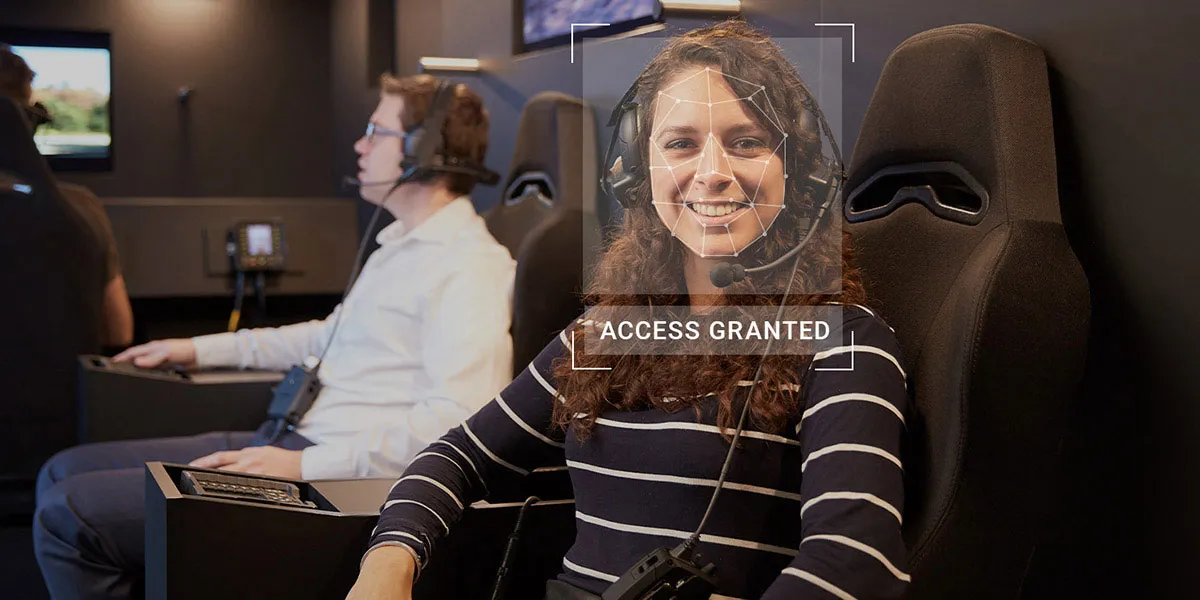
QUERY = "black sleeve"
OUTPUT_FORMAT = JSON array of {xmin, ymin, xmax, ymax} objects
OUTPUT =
[
  {"xmin": 761, "ymin": 308, "xmax": 910, "ymax": 599},
  {"xmin": 364, "ymin": 331, "xmax": 571, "ymax": 575}
]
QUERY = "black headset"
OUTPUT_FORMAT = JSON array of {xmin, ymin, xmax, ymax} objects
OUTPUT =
[
  {"xmin": 398, "ymin": 79, "xmax": 500, "ymax": 186},
  {"xmin": 600, "ymin": 73, "xmax": 845, "ymax": 288}
]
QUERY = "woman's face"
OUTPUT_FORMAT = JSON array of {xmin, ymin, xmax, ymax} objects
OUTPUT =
[{"xmin": 649, "ymin": 66, "xmax": 786, "ymax": 258}]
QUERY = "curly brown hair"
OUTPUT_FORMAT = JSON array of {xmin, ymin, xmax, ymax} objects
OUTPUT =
[{"xmin": 551, "ymin": 20, "xmax": 866, "ymax": 441}]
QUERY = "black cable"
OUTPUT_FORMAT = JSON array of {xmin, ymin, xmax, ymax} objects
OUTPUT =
[
  {"xmin": 679, "ymin": 189, "xmax": 838, "ymax": 558},
  {"xmin": 311, "ymin": 189, "xmax": 392, "ymax": 373},
  {"xmin": 263, "ymin": 192, "xmax": 392, "ymax": 448},
  {"xmin": 490, "ymin": 496, "xmax": 541, "ymax": 600},
  {"xmin": 255, "ymin": 271, "xmax": 267, "ymax": 317},
  {"xmin": 265, "ymin": 417, "xmax": 290, "ymax": 446}
]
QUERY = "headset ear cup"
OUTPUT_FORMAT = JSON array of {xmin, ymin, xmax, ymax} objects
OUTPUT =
[
  {"xmin": 400, "ymin": 128, "xmax": 421, "ymax": 174},
  {"xmin": 619, "ymin": 103, "xmax": 641, "ymax": 190},
  {"xmin": 611, "ymin": 103, "xmax": 644, "ymax": 208},
  {"xmin": 601, "ymin": 101, "xmax": 643, "ymax": 209}
]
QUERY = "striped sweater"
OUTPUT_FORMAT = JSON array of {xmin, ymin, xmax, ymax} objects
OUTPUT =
[{"xmin": 366, "ymin": 305, "xmax": 909, "ymax": 599}]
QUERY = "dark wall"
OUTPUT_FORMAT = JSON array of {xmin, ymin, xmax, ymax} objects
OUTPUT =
[
  {"xmin": 2, "ymin": 0, "xmax": 336, "ymax": 198},
  {"xmin": 390, "ymin": 0, "xmax": 1199, "ymax": 595},
  {"xmin": 331, "ymin": 0, "xmax": 396, "ymax": 241}
]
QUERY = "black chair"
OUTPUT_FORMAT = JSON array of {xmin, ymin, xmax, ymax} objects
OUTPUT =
[
  {"xmin": 485, "ymin": 92, "xmax": 602, "ymax": 375},
  {"xmin": 0, "ymin": 97, "xmax": 106, "ymax": 514},
  {"xmin": 843, "ymin": 24, "xmax": 1090, "ymax": 598}
]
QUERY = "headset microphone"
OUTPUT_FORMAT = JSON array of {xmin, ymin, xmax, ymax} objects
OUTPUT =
[
  {"xmin": 708, "ymin": 173, "xmax": 840, "ymax": 289},
  {"xmin": 707, "ymin": 263, "xmax": 744, "ymax": 289},
  {"xmin": 341, "ymin": 175, "xmax": 408, "ymax": 189}
]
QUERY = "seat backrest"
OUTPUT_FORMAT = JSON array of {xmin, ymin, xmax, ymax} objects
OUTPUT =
[
  {"xmin": 843, "ymin": 25, "xmax": 1090, "ymax": 597},
  {"xmin": 0, "ymin": 97, "xmax": 104, "ymax": 498},
  {"xmin": 486, "ymin": 92, "xmax": 601, "ymax": 374}
]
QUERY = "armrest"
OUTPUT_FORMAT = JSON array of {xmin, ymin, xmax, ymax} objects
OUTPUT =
[
  {"xmin": 144, "ymin": 461, "xmax": 575, "ymax": 600},
  {"xmin": 78, "ymin": 355, "xmax": 280, "ymax": 443}
]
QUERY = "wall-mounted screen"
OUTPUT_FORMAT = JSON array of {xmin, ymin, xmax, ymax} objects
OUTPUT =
[
  {"xmin": 519, "ymin": 0, "xmax": 662, "ymax": 53},
  {"xmin": 1, "ymin": 29, "xmax": 113, "ymax": 172}
]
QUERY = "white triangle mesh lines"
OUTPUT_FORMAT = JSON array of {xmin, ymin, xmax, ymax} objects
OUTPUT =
[{"xmin": 647, "ymin": 67, "xmax": 792, "ymax": 258}]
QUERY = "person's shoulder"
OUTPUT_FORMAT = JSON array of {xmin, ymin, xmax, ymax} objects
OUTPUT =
[
  {"xmin": 825, "ymin": 302, "xmax": 903, "ymax": 358},
  {"xmin": 449, "ymin": 219, "xmax": 517, "ymax": 274},
  {"xmin": 56, "ymin": 181, "xmax": 102, "ymax": 209},
  {"xmin": 57, "ymin": 181, "xmax": 93, "ymax": 196},
  {"xmin": 540, "ymin": 314, "xmax": 598, "ymax": 353},
  {"xmin": 429, "ymin": 233, "xmax": 515, "ymax": 299}
]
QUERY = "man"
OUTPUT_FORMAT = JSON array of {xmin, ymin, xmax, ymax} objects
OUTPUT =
[
  {"xmin": 32, "ymin": 74, "xmax": 516, "ymax": 600},
  {"xmin": 0, "ymin": 45, "xmax": 133, "ymax": 347}
]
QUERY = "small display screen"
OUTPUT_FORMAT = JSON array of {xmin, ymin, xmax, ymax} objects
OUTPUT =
[{"xmin": 245, "ymin": 224, "xmax": 275, "ymax": 256}]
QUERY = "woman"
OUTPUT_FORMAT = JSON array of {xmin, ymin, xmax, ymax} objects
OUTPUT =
[{"xmin": 348, "ymin": 20, "xmax": 908, "ymax": 600}]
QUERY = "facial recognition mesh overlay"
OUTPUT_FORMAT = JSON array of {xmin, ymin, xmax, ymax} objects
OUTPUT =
[
  {"xmin": 584, "ymin": 36, "xmax": 844, "ymax": 298},
  {"xmin": 573, "ymin": 304, "xmax": 846, "ymax": 357}
]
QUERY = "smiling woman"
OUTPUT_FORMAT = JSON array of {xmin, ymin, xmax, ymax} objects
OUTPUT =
[{"xmin": 648, "ymin": 65, "xmax": 788, "ymax": 257}]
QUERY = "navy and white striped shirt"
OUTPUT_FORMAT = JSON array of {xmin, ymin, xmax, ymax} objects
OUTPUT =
[{"xmin": 367, "ymin": 305, "xmax": 909, "ymax": 599}]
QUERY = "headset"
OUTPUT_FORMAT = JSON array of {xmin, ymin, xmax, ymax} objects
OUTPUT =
[
  {"xmin": 600, "ymin": 74, "xmax": 845, "ymax": 289},
  {"xmin": 347, "ymin": 78, "xmax": 500, "ymax": 190},
  {"xmin": 596, "ymin": 71, "xmax": 847, "ymax": 599}
]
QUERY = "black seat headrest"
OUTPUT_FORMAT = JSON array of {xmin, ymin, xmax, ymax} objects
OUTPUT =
[
  {"xmin": 847, "ymin": 23, "xmax": 1063, "ymax": 227},
  {"xmin": 500, "ymin": 91, "xmax": 597, "ymax": 213},
  {"xmin": 487, "ymin": 92, "xmax": 602, "ymax": 374}
]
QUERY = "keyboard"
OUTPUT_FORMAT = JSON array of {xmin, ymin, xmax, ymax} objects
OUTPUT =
[{"xmin": 179, "ymin": 470, "xmax": 317, "ymax": 508}]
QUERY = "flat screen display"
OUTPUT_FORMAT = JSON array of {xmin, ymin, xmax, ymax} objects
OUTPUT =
[
  {"xmin": 520, "ymin": 0, "xmax": 661, "ymax": 53},
  {"xmin": 246, "ymin": 224, "xmax": 275, "ymax": 256},
  {"xmin": 2, "ymin": 29, "xmax": 113, "ymax": 171}
]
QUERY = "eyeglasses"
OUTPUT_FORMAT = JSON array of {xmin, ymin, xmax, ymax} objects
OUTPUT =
[{"xmin": 364, "ymin": 122, "xmax": 406, "ymax": 144}]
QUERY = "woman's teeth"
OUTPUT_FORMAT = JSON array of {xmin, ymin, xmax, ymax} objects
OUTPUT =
[{"xmin": 688, "ymin": 202, "xmax": 741, "ymax": 217}]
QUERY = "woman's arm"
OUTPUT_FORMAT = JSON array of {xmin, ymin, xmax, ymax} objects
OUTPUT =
[
  {"xmin": 359, "ymin": 331, "xmax": 572, "ymax": 580},
  {"xmin": 346, "ymin": 546, "xmax": 417, "ymax": 600},
  {"xmin": 761, "ymin": 308, "xmax": 910, "ymax": 599}
]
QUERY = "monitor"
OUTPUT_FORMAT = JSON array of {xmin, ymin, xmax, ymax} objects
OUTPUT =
[
  {"xmin": 1, "ymin": 29, "xmax": 112, "ymax": 172},
  {"xmin": 518, "ymin": 0, "xmax": 662, "ymax": 53}
]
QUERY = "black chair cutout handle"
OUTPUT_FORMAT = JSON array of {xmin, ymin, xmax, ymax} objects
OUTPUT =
[
  {"xmin": 845, "ymin": 161, "xmax": 989, "ymax": 225},
  {"xmin": 504, "ymin": 171, "xmax": 556, "ymax": 209}
]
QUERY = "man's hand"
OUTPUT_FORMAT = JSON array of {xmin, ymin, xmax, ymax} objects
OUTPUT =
[
  {"xmin": 112, "ymin": 338, "xmax": 198, "ymax": 369},
  {"xmin": 346, "ymin": 546, "xmax": 417, "ymax": 600},
  {"xmin": 189, "ymin": 446, "xmax": 303, "ymax": 479}
]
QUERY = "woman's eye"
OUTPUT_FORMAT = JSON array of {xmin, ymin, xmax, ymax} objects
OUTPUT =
[
  {"xmin": 664, "ymin": 139, "xmax": 698, "ymax": 150},
  {"xmin": 732, "ymin": 137, "xmax": 767, "ymax": 150}
]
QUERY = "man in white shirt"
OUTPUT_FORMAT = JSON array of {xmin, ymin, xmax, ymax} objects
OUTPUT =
[{"xmin": 32, "ymin": 74, "xmax": 515, "ymax": 600}]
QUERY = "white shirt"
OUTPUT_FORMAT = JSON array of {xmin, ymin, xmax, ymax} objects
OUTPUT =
[{"xmin": 191, "ymin": 197, "xmax": 516, "ymax": 480}]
